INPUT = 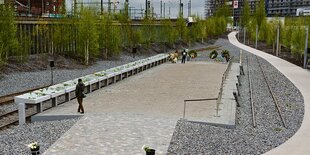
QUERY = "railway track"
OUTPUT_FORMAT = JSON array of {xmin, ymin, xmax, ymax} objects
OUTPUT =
[
  {"xmin": 255, "ymin": 55, "xmax": 287, "ymax": 128},
  {"xmin": 247, "ymin": 55, "xmax": 287, "ymax": 128},
  {"xmin": 247, "ymin": 56, "xmax": 256, "ymax": 127},
  {"xmin": 0, "ymin": 85, "xmax": 49, "ymax": 131}
]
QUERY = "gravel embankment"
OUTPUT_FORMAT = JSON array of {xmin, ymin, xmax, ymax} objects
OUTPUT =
[
  {"xmin": 0, "ymin": 118, "xmax": 80, "ymax": 155},
  {"xmin": 167, "ymin": 39, "xmax": 304, "ymax": 154}
]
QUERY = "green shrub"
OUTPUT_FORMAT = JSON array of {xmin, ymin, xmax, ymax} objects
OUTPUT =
[{"xmin": 209, "ymin": 50, "xmax": 218, "ymax": 59}]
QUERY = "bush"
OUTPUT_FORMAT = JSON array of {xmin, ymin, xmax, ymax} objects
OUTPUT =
[
  {"xmin": 188, "ymin": 50, "xmax": 198, "ymax": 58},
  {"xmin": 209, "ymin": 50, "xmax": 218, "ymax": 59}
]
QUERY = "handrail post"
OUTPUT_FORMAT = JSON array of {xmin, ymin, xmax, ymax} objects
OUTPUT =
[
  {"xmin": 236, "ymin": 83, "xmax": 240, "ymax": 96},
  {"xmin": 183, "ymin": 100, "xmax": 186, "ymax": 119},
  {"xmin": 233, "ymin": 92, "xmax": 240, "ymax": 107},
  {"xmin": 237, "ymin": 75, "xmax": 241, "ymax": 86}
]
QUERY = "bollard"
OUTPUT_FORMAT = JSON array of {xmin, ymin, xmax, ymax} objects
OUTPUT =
[
  {"xmin": 236, "ymin": 83, "xmax": 240, "ymax": 96},
  {"xmin": 239, "ymin": 65, "xmax": 245, "ymax": 75},
  {"xmin": 237, "ymin": 75, "xmax": 241, "ymax": 86},
  {"xmin": 233, "ymin": 92, "xmax": 240, "ymax": 107}
]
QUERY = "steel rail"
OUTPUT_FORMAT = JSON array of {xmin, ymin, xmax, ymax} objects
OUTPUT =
[
  {"xmin": 255, "ymin": 55, "xmax": 287, "ymax": 128},
  {"xmin": 247, "ymin": 56, "xmax": 256, "ymax": 127}
]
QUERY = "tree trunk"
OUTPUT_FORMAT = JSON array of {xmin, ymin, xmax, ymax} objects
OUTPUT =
[
  {"xmin": 86, "ymin": 40, "xmax": 89, "ymax": 65},
  {"xmin": 105, "ymin": 48, "xmax": 108, "ymax": 59}
]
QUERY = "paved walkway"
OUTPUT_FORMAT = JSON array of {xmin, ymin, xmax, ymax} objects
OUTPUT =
[
  {"xmin": 229, "ymin": 32, "xmax": 310, "ymax": 154},
  {"xmin": 42, "ymin": 62, "xmax": 227, "ymax": 155}
]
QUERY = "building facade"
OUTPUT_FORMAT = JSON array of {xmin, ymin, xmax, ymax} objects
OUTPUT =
[
  {"xmin": 205, "ymin": 0, "xmax": 310, "ymax": 19},
  {"xmin": 267, "ymin": 0, "xmax": 310, "ymax": 16},
  {"xmin": 6, "ymin": 0, "xmax": 64, "ymax": 16}
]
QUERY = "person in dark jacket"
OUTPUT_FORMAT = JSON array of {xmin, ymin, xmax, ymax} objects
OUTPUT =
[
  {"xmin": 75, "ymin": 79, "xmax": 85, "ymax": 114},
  {"xmin": 181, "ymin": 49, "xmax": 187, "ymax": 63}
]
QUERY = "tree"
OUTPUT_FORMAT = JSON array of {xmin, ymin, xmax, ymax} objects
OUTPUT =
[
  {"xmin": 255, "ymin": 0, "xmax": 266, "ymax": 30},
  {"xmin": 176, "ymin": 17, "xmax": 189, "ymax": 42},
  {"xmin": 241, "ymin": 0, "xmax": 250, "ymax": 28},
  {"xmin": 191, "ymin": 17, "xmax": 206, "ymax": 43},
  {"xmin": 0, "ymin": 5, "xmax": 19, "ymax": 65},
  {"xmin": 76, "ymin": 7, "xmax": 99, "ymax": 65},
  {"xmin": 160, "ymin": 20, "xmax": 177, "ymax": 46},
  {"xmin": 99, "ymin": 13, "xmax": 121, "ymax": 58}
]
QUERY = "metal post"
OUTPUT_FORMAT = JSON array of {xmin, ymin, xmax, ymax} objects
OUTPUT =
[
  {"xmin": 188, "ymin": 0, "xmax": 191, "ymax": 17},
  {"xmin": 255, "ymin": 25, "xmax": 258, "ymax": 49},
  {"xmin": 101, "ymin": 0, "xmax": 103, "ymax": 14},
  {"xmin": 179, "ymin": 0, "xmax": 182, "ymax": 17},
  {"xmin": 304, "ymin": 26, "xmax": 309, "ymax": 69},
  {"xmin": 241, "ymin": 65, "xmax": 244, "ymax": 75},
  {"xmin": 233, "ymin": 92, "xmax": 240, "ymax": 107},
  {"xmin": 238, "ymin": 27, "xmax": 240, "ymax": 39},
  {"xmin": 160, "ymin": 0, "xmax": 162, "ymax": 18},
  {"xmin": 145, "ymin": 0, "xmax": 148, "ymax": 18},
  {"xmin": 236, "ymin": 83, "xmax": 240, "ymax": 96},
  {"xmin": 108, "ymin": 0, "xmax": 111, "ymax": 14},
  {"xmin": 28, "ymin": 0, "xmax": 30, "ymax": 15},
  {"xmin": 51, "ymin": 67, "xmax": 53, "ymax": 85},
  {"xmin": 74, "ymin": 0, "xmax": 76, "ymax": 16},
  {"xmin": 276, "ymin": 26, "xmax": 280, "ymax": 56},
  {"xmin": 237, "ymin": 75, "xmax": 241, "ymax": 86},
  {"xmin": 183, "ymin": 101, "xmax": 186, "ymax": 119},
  {"xmin": 163, "ymin": 3, "xmax": 165, "ymax": 18},
  {"xmin": 42, "ymin": 0, "xmax": 44, "ymax": 16}
]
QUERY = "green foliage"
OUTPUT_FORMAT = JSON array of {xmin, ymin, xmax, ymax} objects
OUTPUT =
[
  {"xmin": 176, "ymin": 17, "xmax": 189, "ymax": 42},
  {"xmin": 160, "ymin": 20, "xmax": 178, "ymax": 46},
  {"xmin": 205, "ymin": 17, "xmax": 227, "ymax": 38},
  {"xmin": 190, "ymin": 16, "xmax": 207, "ymax": 43},
  {"xmin": 255, "ymin": 0, "xmax": 266, "ymax": 30},
  {"xmin": 0, "ymin": 5, "xmax": 19, "ymax": 65},
  {"xmin": 291, "ymin": 23, "xmax": 306, "ymax": 56},
  {"xmin": 76, "ymin": 7, "xmax": 99, "ymax": 65},
  {"xmin": 99, "ymin": 14, "xmax": 121, "ymax": 58},
  {"xmin": 241, "ymin": 0, "xmax": 251, "ymax": 27},
  {"xmin": 141, "ymin": 19, "xmax": 156, "ymax": 47}
]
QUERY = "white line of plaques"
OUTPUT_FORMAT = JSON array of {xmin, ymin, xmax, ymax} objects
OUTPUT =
[{"xmin": 15, "ymin": 54, "xmax": 169, "ymax": 125}]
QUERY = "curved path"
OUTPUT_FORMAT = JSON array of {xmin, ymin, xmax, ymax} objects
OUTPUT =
[{"xmin": 229, "ymin": 32, "xmax": 310, "ymax": 154}]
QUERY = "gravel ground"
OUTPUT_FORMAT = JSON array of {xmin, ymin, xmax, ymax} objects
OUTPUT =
[
  {"xmin": 0, "ymin": 118, "xmax": 80, "ymax": 155},
  {"xmin": 167, "ymin": 39, "xmax": 304, "ymax": 154}
]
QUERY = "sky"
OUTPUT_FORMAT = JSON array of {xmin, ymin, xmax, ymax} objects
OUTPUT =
[{"xmin": 67, "ymin": 0, "xmax": 205, "ymax": 19}]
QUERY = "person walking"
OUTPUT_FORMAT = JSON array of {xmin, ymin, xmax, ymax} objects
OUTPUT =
[
  {"xmin": 181, "ymin": 49, "xmax": 187, "ymax": 63},
  {"xmin": 76, "ymin": 79, "xmax": 85, "ymax": 114}
]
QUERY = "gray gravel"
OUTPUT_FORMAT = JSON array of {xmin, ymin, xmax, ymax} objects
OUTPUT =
[
  {"xmin": 167, "ymin": 39, "xmax": 304, "ymax": 154},
  {"xmin": 0, "ymin": 118, "xmax": 80, "ymax": 155}
]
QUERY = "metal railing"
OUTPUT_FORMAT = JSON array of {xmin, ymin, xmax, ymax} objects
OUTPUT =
[
  {"xmin": 215, "ymin": 56, "xmax": 234, "ymax": 116},
  {"xmin": 182, "ymin": 56, "xmax": 235, "ymax": 120}
]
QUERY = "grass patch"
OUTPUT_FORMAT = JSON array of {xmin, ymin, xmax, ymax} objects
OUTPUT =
[
  {"xmin": 196, "ymin": 45, "xmax": 221, "ymax": 52},
  {"xmin": 274, "ymin": 127, "xmax": 282, "ymax": 132}
]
